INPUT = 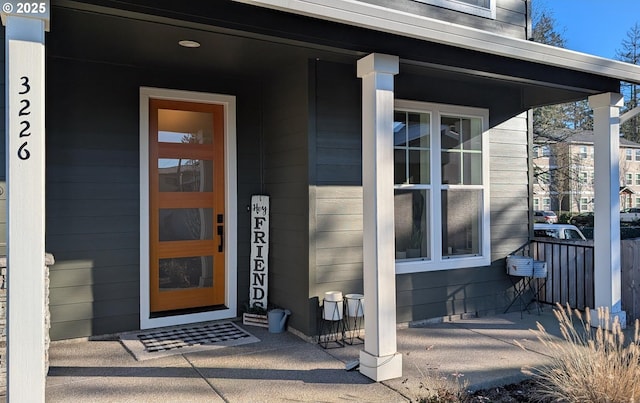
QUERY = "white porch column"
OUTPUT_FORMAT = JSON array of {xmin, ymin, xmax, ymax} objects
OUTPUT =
[
  {"xmin": 356, "ymin": 53, "xmax": 402, "ymax": 382},
  {"xmin": 588, "ymin": 92, "xmax": 626, "ymax": 328},
  {"xmin": 3, "ymin": 6, "xmax": 48, "ymax": 402}
]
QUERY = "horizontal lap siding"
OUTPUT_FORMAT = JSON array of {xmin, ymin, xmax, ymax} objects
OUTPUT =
[
  {"xmin": 262, "ymin": 60, "xmax": 311, "ymax": 333},
  {"xmin": 359, "ymin": 0, "xmax": 528, "ymax": 39},
  {"xmin": 46, "ymin": 60, "xmax": 141, "ymax": 339},
  {"xmin": 489, "ymin": 113, "xmax": 530, "ymax": 257},
  {"xmin": 312, "ymin": 61, "xmax": 365, "ymax": 310}
]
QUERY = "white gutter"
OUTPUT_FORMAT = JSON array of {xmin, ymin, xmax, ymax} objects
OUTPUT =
[{"xmin": 233, "ymin": 0, "xmax": 640, "ymax": 84}]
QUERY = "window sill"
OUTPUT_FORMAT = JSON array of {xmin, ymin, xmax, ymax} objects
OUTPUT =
[{"xmin": 395, "ymin": 255, "xmax": 491, "ymax": 274}]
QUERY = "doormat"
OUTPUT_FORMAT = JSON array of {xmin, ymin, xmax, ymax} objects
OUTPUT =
[{"xmin": 120, "ymin": 321, "xmax": 260, "ymax": 361}]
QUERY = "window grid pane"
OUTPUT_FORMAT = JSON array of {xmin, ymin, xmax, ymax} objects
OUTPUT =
[
  {"xmin": 441, "ymin": 189, "xmax": 481, "ymax": 257},
  {"xmin": 441, "ymin": 116, "xmax": 482, "ymax": 185},
  {"xmin": 394, "ymin": 111, "xmax": 430, "ymax": 185},
  {"xmin": 394, "ymin": 189, "xmax": 430, "ymax": 260}
]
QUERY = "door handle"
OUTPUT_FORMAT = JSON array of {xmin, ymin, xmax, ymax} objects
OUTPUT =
[
  {"xmin": 217, "ymin": 214, "xmax": 224, "ymax": 252},
  {"xmin": 217, "ymin": 225, "xmax": 224, "ymax": 252}
]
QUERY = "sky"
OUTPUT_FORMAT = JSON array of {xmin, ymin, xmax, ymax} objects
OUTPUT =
[{"xmin": 540, "ymin": 0, "xmax": 640, "ymax": 60}]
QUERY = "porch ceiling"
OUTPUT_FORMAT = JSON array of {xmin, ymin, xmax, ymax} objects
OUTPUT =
[{"xmin": 48, "ymin": 0, "xmax": 618, "ymax": 112}]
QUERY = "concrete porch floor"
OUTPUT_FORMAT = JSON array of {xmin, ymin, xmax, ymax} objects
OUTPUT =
[{"xmin": 44, "ymin": 309, "xmax": 566, "ymax": 402}]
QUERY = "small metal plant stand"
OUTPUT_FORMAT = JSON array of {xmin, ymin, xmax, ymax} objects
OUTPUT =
[
  {"xmin": 318, "ymin": 298, "xmax": 345, "ymax": 349},
  {"xmin": 344, "ymin": 294, "xmax": 364, "ymax": 345}
]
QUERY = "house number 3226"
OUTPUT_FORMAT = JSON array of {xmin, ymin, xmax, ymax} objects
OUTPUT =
[{"xmin": 17, "ymin": 75, "xmax": 31, "ymax": 160}]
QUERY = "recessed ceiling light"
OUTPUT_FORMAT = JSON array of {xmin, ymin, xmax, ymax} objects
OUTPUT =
[{"xmin": 178, "ymin": 40, "xmax": 201, "ymax": 48}]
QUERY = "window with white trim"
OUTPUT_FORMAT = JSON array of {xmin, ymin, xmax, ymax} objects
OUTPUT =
[
  {"xmin": 393, "ymin": 100, "xmax": 490, "ymax": 273},
  {"xmin": 533, "ymin": 198, "xmax": 540, "ymax": 210},
  {"xmin": 636, "ymin": 149, "xmax": 640, "ymax": 161},
  {"xmin": 626, "ymin": 149, "xmax": 633, "ymax": 161},
  {"xmin": 414, "ymin": 0, "xmax": 495, "ymax": 19},
  {"xmin": 636, "ymin": 197, "xmax": 640, "ymax": 208},
  {"xmin": 626, "ymin": 173, "xmax": 633, "ymax": 186},
  {"xmin": 542, "ymin": 198, "xmax": 551, "ymax": 210},
  {"xmin": 636, "ymin": 173, "xmax": 640, "ymax": 186}
]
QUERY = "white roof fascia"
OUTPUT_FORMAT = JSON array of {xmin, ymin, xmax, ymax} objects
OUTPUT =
[{"xmin": 233, "ymin": 0, "xmax": 640, "ymax": 84}]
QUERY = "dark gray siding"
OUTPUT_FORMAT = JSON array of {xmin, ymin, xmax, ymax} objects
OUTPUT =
[
  {"xmin": 359, "ymin": 0, "xmax": 529, "ymax": 39},
  {"xmin": 489, "ymin": 114, "xmax": 530, "ymax": 259},
  {"xmin": 312, "ymin": 61, "xmax": 365, "ymax": 321},
  {"xmin": 262, "ymin": 60, "xmax": 312, "ymax": 334},
  {"xmin": 45, "ymin": 57, "xmax": 262, "ymax": 340},
  {"xmin": 46, "ymin": 60, "xmax": 141, "ymax": 340}
]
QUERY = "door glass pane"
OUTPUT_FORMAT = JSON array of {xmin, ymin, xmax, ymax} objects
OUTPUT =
[
  {"xmin": 159, "ymin": 256, "xmax": 213, "ymax": 290},
  {"xmin": 159, "ymin": 208, "xmax": 214, "ymax": 241},
  {"xmin": 442, "ymin": 190, "xmax": 481, "ymax": 257},
  {"xmin": 158, "ymin": 109, "xmax": 213, "ymax": 144},
  {"xmin": 158, "ymin": 159, "xmax": 213, "ymax": 192},
  {"xmin": 394, "ymin": 189, "xmax": 430, "ymax": 260}
]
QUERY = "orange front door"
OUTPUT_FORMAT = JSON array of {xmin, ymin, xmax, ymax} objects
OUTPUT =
[{"xmin": 149, "ymin": 99, "xmax": 225, "ymax": 313}]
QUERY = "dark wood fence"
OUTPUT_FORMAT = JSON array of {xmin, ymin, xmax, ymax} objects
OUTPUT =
[
  {"xmin": 512, "ymin": 238, "xmax": 640, "ymax": 321},
  {"xmin": 622, "ymin": 239, "xmax": 640, "ymax": 321},
  {"xmin": 511, "ymin": 239, "xmax": 594, "ymax": 310}
]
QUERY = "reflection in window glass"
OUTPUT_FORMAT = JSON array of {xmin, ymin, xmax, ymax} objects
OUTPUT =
[
  {"xmin": 407, "ymin": 113, "xmax": 430, "ymax": 148},
  {"xmin": 159, "ymin": 256, "xmax": 213, "ymax": 290},
  {"xmin": 442, "ymin": 190, "xmax": 481, "ymax": 257},
  {"xmin": 394, "ymin": 189, "xmax": 430, "ymax": 260},
  {"xmin": 159, "ymin": 208, "xmax": 213, "ymax": 241},
  {"xmin": 441, "ymin": 151, "xmax": 460, "ymax": 185},
  {"xmin": 158, "ymin": 109, "xmax": 213, "ymax": 144},
  {"xmin": 463, "ymin": 153, "xmax": 482, "ymax": 185},
  {"xmin": 441, "ymin": 116, "xmax": 482, "ymax": 185},
  {"xmin": 394, "ymin": 111, "xmax": 430, "ymax": 185},
  {"xmin": 394, "ymin": 149, "xmax": 407, "ymax": 184},
  {"xmin": 158, "ymin": 159, "xmax": 213, "ymax": 192},
  {"xmin": 409, "ymin": 150, "xmax": 430, "ymax": 184}
]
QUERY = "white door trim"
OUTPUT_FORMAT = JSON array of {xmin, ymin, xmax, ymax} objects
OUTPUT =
[{"xmin": 139, "ymin": 87, "xmax": 237, "ymax": 329}]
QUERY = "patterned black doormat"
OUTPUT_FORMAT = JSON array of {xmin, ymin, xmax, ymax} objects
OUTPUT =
[{"xmin": 120, "ymin": 321, "xmax": 260, "ymax": 361}]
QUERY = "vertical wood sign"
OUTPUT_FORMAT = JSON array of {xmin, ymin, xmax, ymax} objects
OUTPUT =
[{"xmin": 249, "ymin": 195, "xmax": 269, "ymax": 309}]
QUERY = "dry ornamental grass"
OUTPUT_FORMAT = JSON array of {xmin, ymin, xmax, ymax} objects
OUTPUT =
[
  {"xmin": 521, "ymin": 303, "xmax": 640, "ymax": 402},
  {"xmin": 420, "ymin": 304, "xmax": 640, "ymax": 402}
]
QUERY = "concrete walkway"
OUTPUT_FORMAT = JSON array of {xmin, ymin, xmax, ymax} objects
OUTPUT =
[{"xmin": 45, "ymin": 310, "xmax": 564, "ymax": 402}]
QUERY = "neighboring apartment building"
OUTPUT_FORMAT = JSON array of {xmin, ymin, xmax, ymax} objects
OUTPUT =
[{"xmin": 533, "ymin": 131, "xmax": 640, "ymax": 214}]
